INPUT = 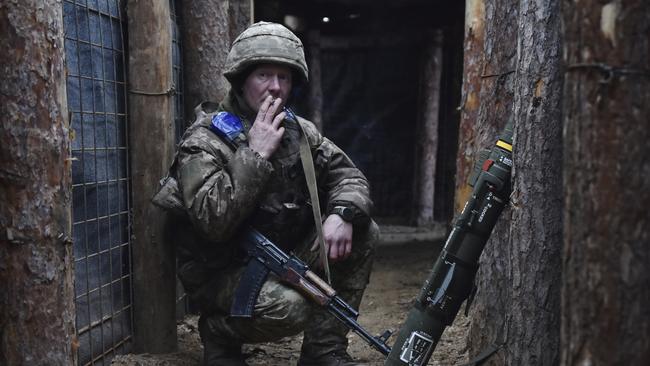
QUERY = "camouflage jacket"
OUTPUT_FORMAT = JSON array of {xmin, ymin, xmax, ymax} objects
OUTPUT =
[{"xmin": 153, "ymin": 90, "xmax": 372, "ymax": 284}]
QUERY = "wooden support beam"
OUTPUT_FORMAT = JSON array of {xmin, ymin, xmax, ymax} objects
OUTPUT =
[
  {"xmin": 181, "ymin": 0, "xmax": 252, "ymax": 117},
  {"xmin": 126, "ymin": 0, "xmax": 177, "ymax": 353},
  {"xmin": 319, "ymin": 33, "xmax": 423, "ymax": 50},
  {"xmin": 414, "ymin": 30, "xmax": 444, "ymax": 227}
]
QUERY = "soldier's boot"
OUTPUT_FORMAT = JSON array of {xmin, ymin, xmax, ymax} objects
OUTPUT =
[
  {"xmin": 199, "ymin": 315, "xmax": 248, "ymax": 366},
  {"xmin": 297, "ymin": 288, "xmax": 367, "ymax": 366},
  {"xmin": 297, "ymin": 349, "xmax": 362, "ymax": 366},
  {"xmin": 297, "ymin": 314, "xmax": 366, "ymax": 366}
]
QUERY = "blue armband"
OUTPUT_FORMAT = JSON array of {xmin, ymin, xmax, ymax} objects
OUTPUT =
[{"xmin": 210, "ymin": 111, "xmax": 243, "ymax": 144}]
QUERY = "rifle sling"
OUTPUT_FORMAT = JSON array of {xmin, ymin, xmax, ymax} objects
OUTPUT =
[
  {"xmin": 229, "ymin": 116, "xmax": 330, "ymax": 317},
  {"xmin": 296, "ymin": 122, "xmax": 332, "ymax": 284}
]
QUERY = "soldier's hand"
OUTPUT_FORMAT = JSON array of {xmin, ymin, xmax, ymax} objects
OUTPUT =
[
  {"xmin": 312, "ymin": 214, "xmax": 353, "ymax": 263},
  {"xmin": 248, "ymin": 96, "xmax": 285, "ymax": 160}
]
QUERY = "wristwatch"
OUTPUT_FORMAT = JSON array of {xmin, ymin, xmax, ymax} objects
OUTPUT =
[{"xmin": 330, "ymin": 205, "xmax": 355, "ymax": 222}]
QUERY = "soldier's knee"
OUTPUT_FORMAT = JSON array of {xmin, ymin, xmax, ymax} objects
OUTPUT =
[
  {"xmin": 365, "ymin": 219, "xmax": 380, "ymax": 246},
  {"xmin": 269, "ymin": 288, "xmax": 311, "ymax": 327},
  {"xmin": 255, "ymin": 285, "xmax": 312, "ymax": 337},
  {"xmin": 352, "ymin": 219, "xmax": 379, "ymax": 254}
]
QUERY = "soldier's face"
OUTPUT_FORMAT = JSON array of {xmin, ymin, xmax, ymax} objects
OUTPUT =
[{"xmin": 242, "ymin": 64, "xmax": 293, "ymax": 112}]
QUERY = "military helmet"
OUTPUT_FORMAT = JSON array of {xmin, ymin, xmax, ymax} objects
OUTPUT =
[{"xmin": 224, "ymin": 21, "xmax": 309, "ymax": 84}]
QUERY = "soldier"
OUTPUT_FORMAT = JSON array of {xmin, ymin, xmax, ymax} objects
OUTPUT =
[{"xmin": 155, "ymin": 22, "xmax": 378, "ymax": 366}]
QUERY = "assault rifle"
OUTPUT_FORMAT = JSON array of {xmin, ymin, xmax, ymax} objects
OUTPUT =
[{"xmin": 230, "ymin": 228, "xmax": 392, "ymax": 356}]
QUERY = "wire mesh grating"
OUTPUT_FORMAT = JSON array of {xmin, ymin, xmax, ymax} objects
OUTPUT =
[{"xmin": 64, "ymin": 0, "xmax": 133, "ymax": 364}]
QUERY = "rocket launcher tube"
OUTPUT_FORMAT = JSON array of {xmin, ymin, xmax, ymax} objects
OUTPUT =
[{"xmin": 385, "ymin": 122, "xmax": 513, "ymax": 366}]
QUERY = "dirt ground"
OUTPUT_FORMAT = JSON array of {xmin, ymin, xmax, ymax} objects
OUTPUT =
[{"xmin": 112, "ymin": 232, "xmax": 471, "ymax": 366}]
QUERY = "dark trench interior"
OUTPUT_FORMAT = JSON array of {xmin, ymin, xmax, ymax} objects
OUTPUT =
[{"xmin": 256, "ymin": 0, "xmax": 465, "ymax": 224}]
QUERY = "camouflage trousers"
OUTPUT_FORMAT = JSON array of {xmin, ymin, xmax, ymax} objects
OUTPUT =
[{"xmin": 197, "ymin": 220, "xmax": 378, "ymax": 357}]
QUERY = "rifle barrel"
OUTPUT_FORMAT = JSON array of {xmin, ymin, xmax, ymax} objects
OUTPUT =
[{"xmin": 328, "ymin": 302, "xmax": 391, "ymax": 356}]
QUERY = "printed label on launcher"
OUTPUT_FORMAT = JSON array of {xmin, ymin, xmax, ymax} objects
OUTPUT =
[{"xmin": 399, "ymin": 331, "xmax": 434, "ymax": 365}]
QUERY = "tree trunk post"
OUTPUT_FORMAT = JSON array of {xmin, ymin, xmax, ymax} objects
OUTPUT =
[
  {"xmin": 503, "ymin": 1, "xmax": 564, "ymax": 364},
  {"xmin": 464, "ymin": 0, "xmax": 518, "ymax": 363},
  {"xmin": 126, "ymin": 0, "xmax": 177, "ymax": 353},
  {"xmin": 561, "ymin": 1, "xmax": 650, "ymax": 365},
  {"xmin": 461, "ymin": 0, "xmax": 563, "ymax": 364},
  {"xmin": 180, "ymin": 0, "xmax": 252, "ymax": 119},
  {"xmin": 0, "ymin": 1, "xmax": 75, "ymax": 364},
  {"xmin": 414, "ymin": 30, "xmax": 443, "ymax": 227}
]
